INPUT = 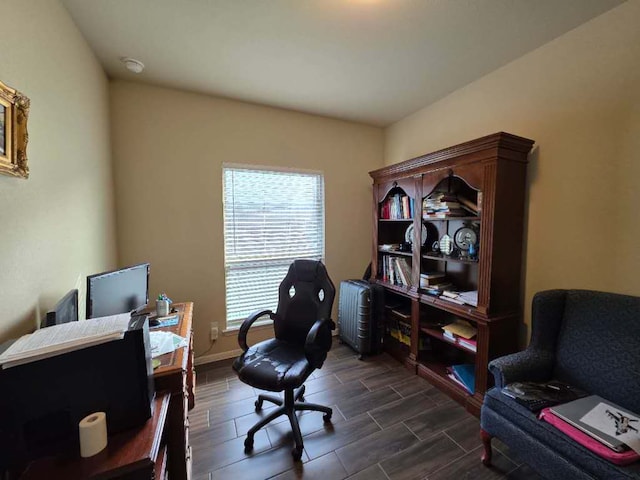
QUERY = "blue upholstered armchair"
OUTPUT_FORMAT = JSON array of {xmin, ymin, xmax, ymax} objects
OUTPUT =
[{"xmin": 480, "ymin": 289, "xmax": 640, "ymax": 480}]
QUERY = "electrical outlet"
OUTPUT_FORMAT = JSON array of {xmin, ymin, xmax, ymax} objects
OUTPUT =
[{"xmin": 210, "ymin": 322, "xmax": 219, "ymax": 341}]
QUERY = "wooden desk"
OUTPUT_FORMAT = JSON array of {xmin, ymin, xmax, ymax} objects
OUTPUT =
[
  {"xmin": 20, "ymin": 393, "xmax": 171, "ymax": 480},
  {"xmin": 18, "ymin": 303, "xmax": 195, "ymax": 480},
  {"xmin": 153, "ymin": 302, "xmax": 195, "ymax": 480}
]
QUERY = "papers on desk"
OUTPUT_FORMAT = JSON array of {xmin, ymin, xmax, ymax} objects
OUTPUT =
[
  {"xmin": 149, "ymin": 331, "xmax": 188, "ymax": 358},
  {"xmin": 0, "ymin": 313, "xmax": 131, "ymax": 369}
]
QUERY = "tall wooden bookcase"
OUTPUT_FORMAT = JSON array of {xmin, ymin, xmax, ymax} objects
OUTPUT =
[{"xmin": 369, "ymin": 132, "xmax": 535, "ymax": 415}]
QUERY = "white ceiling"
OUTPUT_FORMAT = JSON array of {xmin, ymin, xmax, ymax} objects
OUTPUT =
[{"xmin": 62, "ymin": 0, "xmax": 623, "ymax": 126}]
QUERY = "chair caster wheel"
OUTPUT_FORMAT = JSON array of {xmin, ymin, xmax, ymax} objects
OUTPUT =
[
  {"xmin": 323, "ymin": 413, "xmax": 332, "ymax": 423},
  {"xmin": 244, "ymin": 436, "xmax": 254, "ymax": 452},
  {"xmin": 254, "ymin": 399, "xmax": 263, "ymax": 411},
  {"xmin": 292, "ymin": 445, "xmax": 303, "ymax": 461}
]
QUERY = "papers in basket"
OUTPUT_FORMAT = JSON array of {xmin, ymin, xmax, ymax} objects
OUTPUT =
[
  {"xmin": 581, "ymin": 402, "xmax": 640, "ymax": 454},
  {"xmin": 0, "ymin": 313, "xmax": 131, "ymax": 369},
  {"xmin": 149, "ymin": 330, "xmax": 188, "ymax": 358}
]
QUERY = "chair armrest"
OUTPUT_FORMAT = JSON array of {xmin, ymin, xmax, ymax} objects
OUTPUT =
[
  {"xmin": 237, "ymin": 309, "xmax": 276, "ymax": 352},
  {"xmin": 304, "ymin": 318, "xmax": 335, "ymax": 367},
  {"xmin": 305, "ymin": 318, "xmax": 335, "ymax": 348},
  {"xmin": 488, "ymin": 348, "xmax": 555, "ymax": 389}
]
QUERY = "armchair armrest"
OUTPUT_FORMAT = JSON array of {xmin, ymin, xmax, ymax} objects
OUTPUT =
[
  {"xmin": 237, "ymin": 309, "xmax": 277, "ymax": 352},
  {"xmin": 488, "ymin": 348, "xmax": 555, "ymax": 389},
  {"xmin": 304, "ymin": 318, "xmax": 335, "ymax": 367}
]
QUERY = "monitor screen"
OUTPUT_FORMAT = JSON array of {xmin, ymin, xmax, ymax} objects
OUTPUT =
[
  {"xmin": 42, "ymin": 289, "xmax": 79, "ymax": 328},
  {"xmin": 86, "ymin": 263, "xmax": 150, "ymax": 319}
]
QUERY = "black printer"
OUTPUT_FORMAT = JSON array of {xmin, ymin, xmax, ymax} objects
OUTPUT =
[{"xmin": 0, "ymin": 314, "xmax": 154, "ymax": 470}]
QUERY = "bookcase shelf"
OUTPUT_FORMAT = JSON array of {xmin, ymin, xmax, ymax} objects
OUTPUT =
[
  {"xmin": 423, "ymin": 216, "xmax": 480, "ymax": 222},
  {"xmin": 378, "ymin": 249, "xmax": 413, "ymax": 257},
  {"xmin": 420, "ymin": 326, "xmax": 477, "ymax": 355},
  {"xmin": 369, "ymin": 132, "xmax": 534, "ymax": 416},
  {"xmin": 421, "ymin": 254, "xmax": 479, "ymax": 264}
]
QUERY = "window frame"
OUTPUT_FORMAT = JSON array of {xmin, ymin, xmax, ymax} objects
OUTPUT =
[{"xmin": 222, "ymin": 163, "xmax": 326, "ymax": 331}]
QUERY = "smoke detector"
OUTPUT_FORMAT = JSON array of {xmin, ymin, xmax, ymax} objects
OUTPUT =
[{"xmin": 120, "ymin": 57, "xmax": 145, "ymax": 74}]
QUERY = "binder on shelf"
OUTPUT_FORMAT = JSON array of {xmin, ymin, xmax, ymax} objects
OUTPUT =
[{"xmin": 449, "ymin": 364, "xmax": 475, "ymax": 394}]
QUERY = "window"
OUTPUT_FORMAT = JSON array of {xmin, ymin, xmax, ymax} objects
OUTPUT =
[{"xmin": 223, "ymin": 165, "xmax": 325, "ymax": 329}]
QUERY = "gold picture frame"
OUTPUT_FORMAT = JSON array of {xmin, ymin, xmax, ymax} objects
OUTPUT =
[{"xmin": 0, "ymin": 80, "xmax": 30, "ymax": 179}]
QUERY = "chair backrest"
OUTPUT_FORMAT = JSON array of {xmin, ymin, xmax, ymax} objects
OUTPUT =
[
  {"xmin": 274, "ymin": 260, "xmax": 335, "ymax": 350},
  {"xmin": 551, "ymin": 290, "xmax": 640, "ymax": 413}
]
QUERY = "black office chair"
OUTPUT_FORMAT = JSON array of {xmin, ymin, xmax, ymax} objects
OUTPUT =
[{"xmin": 232, "ymin": 259, "xmax": 336, "ymax": 460}]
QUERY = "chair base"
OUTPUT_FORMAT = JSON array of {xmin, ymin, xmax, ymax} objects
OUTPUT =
[{"xmin": 243, "ymin": 385, "xmax": 333, "ymax": 460}]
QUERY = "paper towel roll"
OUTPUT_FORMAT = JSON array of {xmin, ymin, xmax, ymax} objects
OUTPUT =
[{"xmin": 79, "ymin": 411, "xmax": 108, "ymax": 457}]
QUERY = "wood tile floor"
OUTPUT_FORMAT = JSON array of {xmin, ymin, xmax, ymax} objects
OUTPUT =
[{"xmin": 192, "ymin": 343, "xmax": 542, "ymax": 480}]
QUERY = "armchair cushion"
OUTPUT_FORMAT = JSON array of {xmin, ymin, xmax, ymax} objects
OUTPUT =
[{"xmin": 483, "ymin": 388, "xmax": 640, "ymax": 479}]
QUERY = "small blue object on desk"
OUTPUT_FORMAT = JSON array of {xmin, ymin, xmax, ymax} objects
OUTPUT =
[{"xmin": 150, "ymin": 314, "xmax": 180, "ymax": 329}]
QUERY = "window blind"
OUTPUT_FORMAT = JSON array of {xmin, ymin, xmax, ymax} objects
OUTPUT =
[{"xmin": 223, "ymin": 165, "xmax": 325, "ymax": 328}]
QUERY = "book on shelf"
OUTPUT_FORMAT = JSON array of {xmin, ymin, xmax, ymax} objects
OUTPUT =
[
  {"xmin": 394, "ymin": 258, "xmax": 409, "ymax": 286},
  {"xmin": 423, "ymin": 213, "xmax": 448, "ymax": 219},
  {"xmin": 419, "ymin": 272, "xmax": 448, "ymax": 288},
  {"xmin": 390, "ymin": 308, "xmax": 411, "ymax": 320},
  {"xmin": 380, "ymin": 193, "xmax": 414, "ymax": 220},
  {"xmin": 447, "ymin": 371, "xmax": 467, "ymax": 390},
  {"xmin": 422, "ymin": 192, "xmax": 472, "ymax": 218},
  {"xmin": 439, "ymin": 327, "xmax": 477, "ymax": 352},
  {"xmin": 458, "ymin": 196, "xmax": 479, "ymax": 215},
  {"xmin": 397, "ymin": 258, "xmax": 412, "ymax": 286},
  {"xmin": 448, "ymin": 364, "xmax": 475, "ymax": 394},
  {"xmin": 457, "ymin": 337, "xmax": 477, "ymax": 352},
  {"xmin": 424, "ymin": 283, "xmax": 453, "ymax": 295},
  {"xmin": 421, "ymin": 272, "xmax": 446, "ymax": 280},
  {"xmin": 442, "ymin": 319, "xmax": 477, "ymax": 339},
  {"xmin": 381, "ymin": 255, "xmax": 412, "ymax": 287},
  {"xmin": 439, "ymin": 289, "xmax": 478, "ymax": 307},
  {"xmin": 458, "ymin": 291, "xmax": 478, "ymax": 307},
  {"xmin": 442, "ymin": 330, "xmax": 456, "ymax": 341},
  {"xmin": 439, "ymin": 295, "xmax": 466, "ymax": 305}
]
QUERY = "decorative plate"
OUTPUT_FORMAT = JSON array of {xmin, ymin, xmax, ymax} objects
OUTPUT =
[
  {"xmin": 454, "ymin": 227, "xmax": 478, "ymax": 251},
  {"xmin": 405, "ymin": 224, "xmax": 428, "ymax": 245},
  {"xmin": 439, "ymin": 234, "xmax": 454, "ymax": 256}
]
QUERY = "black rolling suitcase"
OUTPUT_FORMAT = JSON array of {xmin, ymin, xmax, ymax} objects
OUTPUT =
[{"xmin": 337, "ymin": 279, "xmax": 384, "ymax": 359}]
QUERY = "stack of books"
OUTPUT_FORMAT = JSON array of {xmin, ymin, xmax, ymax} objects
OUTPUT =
[
  {"xmin": 422, "ymin": 193, "xmax": 471, "ymax": 219},
  {"xmin": 441, "ymin": 319, "xmax": 478, "ymax": 352},
  {"xmin": 380, "ymin": 193, "xmax": 414, "ymax": 219},
  {"xmin": 419, "ymin": 272, "xmax": 452, "ymax": 294}
]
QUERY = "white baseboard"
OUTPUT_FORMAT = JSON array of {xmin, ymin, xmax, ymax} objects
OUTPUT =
[{"xmin": 195, "ymin": 349, "xmax": 242, "ymax": 366}]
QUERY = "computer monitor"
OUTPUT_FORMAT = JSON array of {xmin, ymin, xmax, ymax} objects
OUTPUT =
[
  {"xmin": 41, "ymin": 289, "xmax": 79, "ymax": 328},
  {"xmin": 86, "ymin": 263, "xmax": 150, "ymax": 319}
]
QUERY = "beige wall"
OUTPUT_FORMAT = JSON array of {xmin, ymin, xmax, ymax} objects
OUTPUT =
[
  {"xmin": 0, "ymin": 0, "xmax": 116, "ymax": 341},
  {"xmin": 385, "ymin": 1, "xmax": 640, "ymax": 342},
  {"xmin": 109, "ymin": 81, "xmax": 383, "ymax": 358}
]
